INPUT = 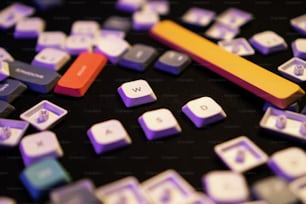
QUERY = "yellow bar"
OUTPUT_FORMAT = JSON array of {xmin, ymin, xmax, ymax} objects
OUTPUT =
[{"xmin": 150, "ymin": 20, "xmax": 305, "ymax": 109}]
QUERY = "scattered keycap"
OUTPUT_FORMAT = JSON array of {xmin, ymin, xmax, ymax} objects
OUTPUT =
[
  {"xmin": 116, "ymin": 0, "xmax": 145, "ymax": 13},
  {"xmin": 205, "ymin": 22, "xmax": 240, "ymax": 40},
  {"xmin": 290, "ymin": 14, "xmax": 306, "ymax": 36},
  {"xmin": 20, "ymin": 100, "xmax": 67, "ymax": 131},
  {"xmin": 20, "ymin": 158, "xmax": 71, "ymax": 201},
  {"xmin": 117, "ymin": 79, "xmax": 157, "ymax": 108},
  {"xmin": 65, "ymin": 35, "xmax": 93, "ymax": 55},
  {"xmin": 182, "ymin": 96, "xmax": 226, "ymax": 128},
  {"xmin": 14, "ymin": 17, "xmax": 45, "ymax": 38},
  {"xmin": 102, "ymin": 16, "xmax": 131, "ymax": 32},
  {"xmin": 142, "ymin": 0, "xmax": 169, "ymax": 16},
  {"xmin": 132, "ymin": 10, "xmax": 159, "ymax": 31},
  {"xmin": 99, "ymin": 29, "xmax": 126, "ymax": 39},
  {"xmin": 182, "ymin": 7, "xmax": 215, "ymax": 27},
  {"xmin": 0, "ymin": 100, "xmax": 15, "ymax": 117},
  {"xmin": 0, "ymin": 79, "xmax": 27, "ymax": 103},
  {"xmin": 249, "ymin": 31, "xmax": 288, "ymax": 55},
  {"xmin": 292, "ymin": 38, "xmax": 306, "ymax": 60},
  {"xmin": 214, "ymin": 136, "xmax": 268, "ymax": 173},
  {"xmin": 71, "ymin": 20, "xmax": 100, "ymax": 38},
  {"xmin": 216, "ymin": 7, "xmax": 253, "ymax": 28},
  {"xmin": 87, "ymin": 119, "xmax": 131, "ymax": 154},
  {"xmin": 36, "ymin": 31, "xmax": 66, "ymax": 52},
  {"xmin": 278, "ymin": 57, "xmax": 306, "ymax": 83},
  {"xmin": 0, "ymin": 47, "xmax": 14, "ymax": 62},
  {"xmin": 218, "ymin": 38, "xmax": 255, "ymax": 56}
]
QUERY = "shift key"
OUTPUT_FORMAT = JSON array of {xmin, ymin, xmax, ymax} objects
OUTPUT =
[
  {"xmin": 8, "ymin": 60, "xmax": 60, "ymax": 93},
  {"xmin": 54, "ymin": 52, "xmax": 107, "ymax": 97}
]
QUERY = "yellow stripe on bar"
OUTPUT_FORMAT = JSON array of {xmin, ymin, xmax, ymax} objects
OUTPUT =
[{"xmin": 150, "ymin": 20, "xmax": 305, "ymax": 109}]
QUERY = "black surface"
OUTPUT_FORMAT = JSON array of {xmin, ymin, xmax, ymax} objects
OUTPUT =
[{"xmin": 0, "ymin": 0, "xmax": 306, "ymax": 203}]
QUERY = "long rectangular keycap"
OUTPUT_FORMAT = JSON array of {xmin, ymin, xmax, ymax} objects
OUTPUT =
[
  {"xmin": 150, "ymin": 20, "xmax": 305, "ymax": 109},
  {"xmin": 54, "ymin": 52, "xmax": 107, "ymax": 97}
]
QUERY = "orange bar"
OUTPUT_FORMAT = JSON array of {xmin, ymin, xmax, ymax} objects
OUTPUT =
[
  {"xmin": 150, "ymin": 20, "xmax": 305, "ymax": 109},
  {"xmin": 54, "ymin": 52, "xmax": 107, "ymax": 97}
]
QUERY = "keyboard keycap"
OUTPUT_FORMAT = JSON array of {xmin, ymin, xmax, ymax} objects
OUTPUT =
[
  {"xmin": 0, "ymin": 197, "xmax": 16, "ymax": 204},
  {"xmin": 20, "ymin": 158, "xmax": 71, "ymax": 201},
  {"xmin": 290, "ymin": 14, "xmax": 306, "ymax": 36},
  {"xmin": 268, "ymin": 147, "xmax": 306, "ymax": 181},
  {"xmin": 14, "ymin": 17, "xmax": 45, "ymax": 39},
  {"xmin": 150, "ymin": 20, "xmax": 305, "ymax": 109},
  {"xmin": 54, "ymin": 52, "xmax": 107, "ymax": 97},
  {"xmin": 132, "ymin": 10, "xmax": 159, "ymax": 31},
  {"xmin": 141, "ymin": 169, "xmax": 195, "ymax": 204},
  {"xmin": 182, "ymin": 96, "xmax": 226, "ymax": 128},
  {"xmin": 182, "ymin": 7, "xmax": 215, "ymax": 27},
  {"xmin": 216, "ymin": 8, "xmax": 253, "ymax": 28},
  {"xmin": 0, "ymin": 47, "xmax": 14, "ymax": 62},
  {"xmin": 96, "ymin": 176, "xmax": 147, "ymax": 203},
  {"xmin": 65, "ymin": 35, "xmax": 93, "ymax": 55},
  {"xmin": 0, "ymin": 119, "xmax": 29, "ymax": 148},
  {"xmin": 154, "ymin": 50, "xmax": 191, "ymax": 75},
  {"xmin": 203, "ymin": 171, "xmax": 249, "ymax": 204},
  {"xmin": 278, "ymin": 57, "xmax": 306, "ymax": 83},
  {"xmin": 218, "ymin": 38, "xmax": 255, "ymax": 56},
  {"xmin": 143, "ymin": 1, "xmax": 169, "ymax": 16},
  {"xmin": 71, "ymin": 20, "xmax": 100, "ymax": 38},
  {"xmin": 214, "ymin": 136, "xmax": 268, "ymax": 173},
  {"xmin": 205, "ymin": 22, "xmax": 239, "ymax": 40},
  {"xmin": 289, "ymin": 175, "xmax": 306, "ymax": 203},
  {"xmin": 87, "ymin": 119, "xmax": 131, "ymax": 154},
  {"xmin": 292, "ymin": 38, "xmax": 306, "ymax": 60},
  {"xmin": 119, "ymin": 44, "xmax": 158, "ymax": 72},
  {"xmin": 252, "ymin": 176, "xmax": 298, "ymax": 204},
  {"xmin": 99, "ymin": 29, "xmax": 126, "ymax": 39},
  {"xmin": 117, "ymin": 79, "xmax": 157, "ymax": 107},
  {"xmin": 0, "ymin": 61, "xmax": 10, "ymax": 81},
  {"xmin": 32, "ymin": 48, "xmax": 70, "ymax": 71},
  {"xmin": 0, "ymin": 79, "xmax": 26, "ymax": 103},
  {"xmin": 102, "ymin": 16, "xmax": 131, "ymax": 32},
  {"xmin": 0, "ymin": 100, "xmax": 15, "ymax": 118},
  {"xmin": 116, "ymin": 0, "xmax": 144, "ymax": 13},
  {"xmin": 138, "ymin": 108, "xmax": 181, "ymax": 140},
  {"xmin": 36, "ymin": 31, "xmax": 66, "ymax": 52},
  {"xmin": 20, "ymin": 131, "xmax": 63, "ymax": 166},
  {"xmin": 249, "ymin": 31, "xmax": 287, "ymax": 55},
  {"xmin": 8, "ymin": 60, "xmax": 60, "ymax": 93}
]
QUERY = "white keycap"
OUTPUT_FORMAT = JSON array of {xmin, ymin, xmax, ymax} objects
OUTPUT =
[
  {"xmin": 218, "ymin": 38, "xmax": 255, "ymax": 56},
  {"xmin": 87, "ymin": 119, "xmax": 132, "ymax": 154},
  {"xmin": 142, "ymin": 1, "xmax": 169, "ymax": 16},
  {"xmin": 138, "ymin": 108, "xmax": 182, "ymax": 140},
  {"xmin": 250, "ymin": 31, "xmax": 287, "ymax": 55},
  {"xmin": 117, "ymin": 79, "xmax": 157, "ymax": 108},
  {"xmin": 0, "ymin": 119, "xmax": 29, "ymax": 148},
  {"xmin": 95, "ymin": 36, "xmax": 130, "ymax": 64},
  {"xmin": 216, "ymin": 8, "xmax": 253, "ymax": 28},
  {"xmin": 65, "ymin": 35, "xmax": 93, "ymax": 55},
  {"xmin": 214, "ymin": 136, "xmax": 268, "ymax": 173},
  {"xmin": 99, "ymin": 29, "xmax": 126, "ymax": 39},
  {"xmin": 14, "ymin": 17, "xmax": 45, "ymax": 38},
  {"xmin": 36, "ymin": 31, "xmax": 66, "ymax": 52},
  {"xmin": 116, "ymin": 0, "xmax": 145, "ymax": 13},
  {"xmin": 142, "ymin": 169, "xmax": 194, "ymax": 204},
  {"xmin": 182, "ymin": 7, "xmax": 215, "ymax": 27},
  {"xmin": 269, "ymin": 147, "xmax": 306, "ymax": 181},
  {"xmin": 133, "ymin": 10, "xmax": 159, "ymax": 31},
  {"xmin": 0, "ymin": 47, "xmax": 14, "ymax": 62},
  {"xmin": 292, "ymin": 38, "xmax": 306, "ymax": 59},
  {"xmin": 290, "ymin": 14, "xmax": 306, "ymax": 36},
  {"xmin": 19, "ymin": 131, "xmax": 63, "ymax": 166},
  {"xmin": 0, "ymin": 3, "xmax": 35, "ymax": 30},
  {"xmin": 96, "ymin": 177, "xmax": 148, "ymax": 204},
  {"xmin": 205, "ymin": 22, "xmax": 239, "ymax": 40},
  {"xmin": 71, "ymin": 20, "xmax": 100, "ymax": 38},
  {"xmin": 32, "ymin": 48, "xmax": 70, "ymax": 71},
  {"xmin": 0, "ymin": 61, "xmax": 10, "ymax": 81},
  {"xmin": 289, "ymin": 175, "xmax": 306, "ymax": 203},
  {"xmin": 182, "ymin": 96, "xmax": 226, "ymax": 128},
  {"xmin": 278, "ymin": 57, "xmax": 306, "ymax": 83},
  {"xmin": 203, "ymin": 171, "xmax": 249, "ymax": 204}
]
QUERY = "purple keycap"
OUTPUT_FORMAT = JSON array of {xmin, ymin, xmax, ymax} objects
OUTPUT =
[
  {"xmin": 143, "ymin": 1, "xmax": 169, "ymax": 16},
  {"xmin": 216, "ymin": 7, "xmax": 253, "ymax": 28},
  {"xmin": 0, "ymin": 79, "xmax": 27, "ymax": 103},
  {"xmin": 36, "ymin": 31, "xmax": 66, "ymax": 52},
  {"xmin": 290, "ymin": 14, "xmax": 306, "ymax": 36},
  {"xmin": 116, "ymin": 0, "xmax": 144, "ymax": 13},
  {"xmin": 278, "ymin": 57, "xmax": 306, "ymax": 83},
  {"xmin": 292, "ymin": 39, "xmax": 306, "ymax": 59},
  {"xmin": 182, "ymin": 7, "xmax": 215, "ymax": 27},
  {"xmin": 132, "ymin": 10, "xmax": 159, "ymax": 31},
  {"xmin": 0, "ymin": 100, "xmax": 15, "ymax": 118},
  {"xmin": 65, "ymin": 35, "xmax": 93, "ymax": 55},
  {"xmin": 14, "ymin": 17, "xmax": 45, "ymax": 39}
]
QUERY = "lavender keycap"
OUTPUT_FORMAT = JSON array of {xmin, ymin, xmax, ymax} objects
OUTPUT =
[
  {"xmin": 182, "ymin": 7, "xmax": 215, "ymax": 27},
  {"xmin": 8, "ymin": 60, "xmax": 60, "ymax": 93},
  {"xmin": 36, "ymin": 31, "xmax": 66, "ymax": 52},
  {"xmin": 291, "ymin": 14, "xmax": 306, "ymax": 36},
  {"xmin": 0, "ymin": 100, "xmax": 15, "ymax": 117},
  {"xmin": 102, "ymin": 16, "xmax": 131, "ymax": 32},
  {"xmin": 0, "ymin": 47, "xmax": 14, "ymax": 62},
  {"xmin": 143, "ymin": 1, "xmax": 169, "ymax": 16},
  {"xmin": 292, "ymin": 39, "xmax": 306, "ymax": 59},
  {"xmin": 71, "ymin": 20, "xmax": 100, "ymax": 38},
  {"xmin": 205, "ymin": 22, "xmax": 239, "ymax": 40},
  {"xmin": 218, "ymin": 38, "xmax": 255, "ymax": 56},
  {"xmin": 14, "ymin": 17, "xmax": 45, "ymax": 39},
  {"xmin": 0, "ymin": 79, "xmax": 27, "ymax": 103},
  {"xmin": 216, "ymin": 8, "xmax": 253, "ymax": 28},
  {"xmin": 116, "ymin": 0, "xmax": 144, "ymax": 13},
  {"xmin": 65, "ymin": 35, "xmax": 93, "ymax": 55},
  {"xmin": 278, "ymin": 57, "xmax": 306, "ymax": 83},
  {"xmin": 99, "ymin": 29, "xmax": 126, "ymax": 39},
  {"xmin": 132, "ymin": 10, "xmax": 159, "ymax": 31},
  {"xmin": 119, "ymin": 44, "xmax": 158, "ymax": 72}
]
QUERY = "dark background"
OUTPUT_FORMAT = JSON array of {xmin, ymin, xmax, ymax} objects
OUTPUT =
[{"xmin": 0, "ymin": 0, "xmax": 306, "ymax": 203}]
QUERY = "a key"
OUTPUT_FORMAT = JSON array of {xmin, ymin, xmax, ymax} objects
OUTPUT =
[
  {"xmin": 0, "ymin": 79, "xmax": 27, "ymax": 103},
  {"xmin": 0, "ymin": 100, "xmax": 15, "ymax": 118},
  {"xmin": 182, "ymin": 96, "xmax": 226, "ymax": 128},
  {"xmin": 289, "ymin": 175, "xmax": 306, "ymax": 203},
  {"xmin": 20, "ymin": 131, "xmax": 63, "ymax": 166},
  {"xmin": 291, "ymin": 14, "xmax": 306, "ymax": 36},
  {"xmin": 117, "ymin": 79, "xmax": 157, "ymax": 108},
  {"xmin": 14, "ymin": 17, "xmax": 45, "ymax": 39},
  {"xmin": 116, "ymin": 0, "xmax": 145, "ymax": 13},
  {"xmin": 20, "ymin": 158, "xmax": 71, "ymax": 201},
  {"xmin": 32, "ymin": 48, "xmax": 70, "ymax": 71},
  {"xmin": 8, "ymin": 60, "xmax": 60, "ymax": 93},
  {"xmin": 0, "ymin": 61, "xmax": 10, "ymax": 81},
  {"xmin": 0, "ymin": 197, "xmax": 16, "ymax": 204},
  {"xmin": 203, "ymin": 171, "xmax": 249, "ymax": 204},
  {"xmin": 119, "ymin": 44, "xmax": 158, "ymax": 72},
  {"xmin": 252, "ymin": 176, "xmax": 298, "ymax": 204},
  {"xmin": 292, "ymin": 38, "xmax": 306, "ymax": 60},
  {"xmin": 65, "ymin": 35, "xmax": 93, "ymax": 55},
  {"xmin": 138, "ymin": 108, "xmax": 181, "ymax": 140},
  {"xmin": 96, "ymin": 176, "xmax": 147, "ymax": 204},
  {"xmin": 249, "ymin": 31, "xmax": 287, "ymax": 55},
  {"xmin": 218, "ymin": 38, "xmax": 255, "ymax": 56},
  {"xmin": 0, "ymin": 119, "xmax": 29, "ymax": 148},
  {"xmin": 99, "ymin": 29, "xmax": 126, "ymax": 39},
  {"xmin": 54, "ymin": 52, "xmax": 107, "ymax": 97},
  {"xmin": 141, "ymin": 170, "xmax": 195, "ymax": 204},
  {"xmin": 216, "ymin": 8, "xmax": 253, "ymax": 28},
  {"xmin": 87, "ymin": 119, "xmax": 132, "ymax": 154},
  {"xmin": 36, "ymin": 31, "xmax": 66, "ymax": 52},
  {"xmin": 205, "ymin": 22, "xmax": 240, "ymax": 40},
  {"xmin": 154, "ymin": 50, "xmax": 191, "ymax": 75},
  {"xmin": 132, "ymin": 10, "xmax": 159, "ymax": 31},
  {"xmin": 102, "ymin": 16, "xmax": 131, "ymax": 32},
  {"xmin": 278, "ymin": 57, "xmax": 306, "ymax": 83},
  {"xmin": 142, "ymin": 1, "xmax": 169, "ymax": 16},
  {"xmin": 268, "ymin": 147, "xmax": 306, "ymax": 181},
  {"xmin": 0, "ymin": 47, "xmax": 14, "ymax": 62},
  {"xmin": 214, "ymin": 136, "xmax": 268, "ymax": 173},
  {"xmin": 150, "ymin": 20, "xmax": 305, "ymax": 109},
  {"xmin": 182, "ymin": 7, "xmax": 215, "ymax": 27},
  {"xmin": 71, "ymin": 20, "xmax": 100, "ymax": 38}
]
